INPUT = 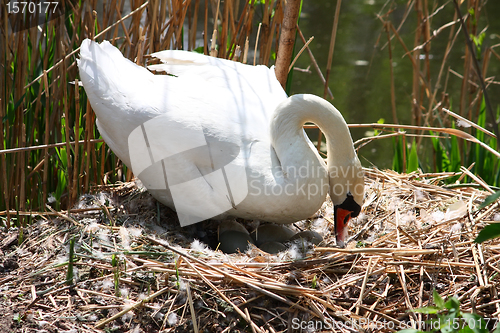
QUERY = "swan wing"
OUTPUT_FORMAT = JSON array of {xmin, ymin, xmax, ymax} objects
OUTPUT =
[{"xmin": 148, "ymin": 50, "xmax": 287, "ymax": 118}]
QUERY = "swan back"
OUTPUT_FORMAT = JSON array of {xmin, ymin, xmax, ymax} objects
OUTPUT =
[
  {"xmin": 148, "ymin": 50, "xmax": 284, "ymax": 102},
  {"xmin": 78, "ymin": 40, "xmax": 287, "ymax": 168}
]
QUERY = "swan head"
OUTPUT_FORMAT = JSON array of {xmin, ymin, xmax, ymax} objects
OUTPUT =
[{"xmin": 328, "ymin": 158, "xmax": 364, "ymax": 247}]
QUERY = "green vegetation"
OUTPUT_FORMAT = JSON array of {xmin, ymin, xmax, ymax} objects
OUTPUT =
[
  {"xmin": 400, "ymin": 290, "xmax": 500, "ymax": 333},
  {"xmin": 474, "ymin": 190, "xmax": 500, "ymax": 243},
  {"xmin": 368, "ymin": 0, "xmax": 500, "ymax": 187},
  {"xmin": 66, "ymin": 236, "xmax": 75, "ymax": 285}
]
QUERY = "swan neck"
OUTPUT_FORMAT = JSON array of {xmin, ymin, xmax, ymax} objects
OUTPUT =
[
  {"xmin": 271, "ymin": 94, "xmax": 362, "ymax": 206},
  {"xmin": 272, "ymin": 94, "xmax": 356, "ymax": 166}
]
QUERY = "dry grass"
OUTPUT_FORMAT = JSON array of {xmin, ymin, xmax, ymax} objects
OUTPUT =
[
  {"xmin": 2, "ymin": 1, "xmax": 500, "ymax": 332},
  {"xmin": 1, "ymin": 168, "xmax": 500, "ymax": 332}
]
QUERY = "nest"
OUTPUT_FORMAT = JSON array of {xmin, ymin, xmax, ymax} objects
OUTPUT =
[{"xmin": 1, "ymin": 167, "xmax": 500, "ymax": 332}]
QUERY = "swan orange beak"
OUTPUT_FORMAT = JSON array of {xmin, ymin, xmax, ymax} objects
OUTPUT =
[{"xmin": 334, "ymin": 206, "xmax": 352, "ymax": 246}]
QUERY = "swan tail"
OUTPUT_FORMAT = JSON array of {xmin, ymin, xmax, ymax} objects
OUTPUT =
[
  {"xmin": 78, "ymin": 39, "xmax": 155, "ymax": 113},
  {"xmin": 77, "ymin": 39, "xmax": 159, "ymax": 167}
]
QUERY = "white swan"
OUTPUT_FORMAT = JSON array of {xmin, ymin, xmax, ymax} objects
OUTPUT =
[{"xmin": 77, "ymin": 39, "xmax": 364, "ymax": 244}]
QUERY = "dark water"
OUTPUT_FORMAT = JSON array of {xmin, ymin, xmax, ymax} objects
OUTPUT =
[{"xmin": 290, "ymin": 0, "xmax": 500, "ymax": 169}]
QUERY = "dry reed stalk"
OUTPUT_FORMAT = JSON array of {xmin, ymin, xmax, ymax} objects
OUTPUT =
[
  {"xmin": 288, "ymin": 36, "xmax": 313, "ymax": 73},
  {"xmin": 100, "ymin": 143, "xmax": 107, "ymax": 186},
  {"xmin": 402, "ymin": 133, "xmax": 407, "ymax": 172},
  {"xmin": 190, "ymin": 0, "xmax": 199, "ymax": 51},
  {"xmin": 88, "ymin": 114, "xmax": 98, "ymax": 188},
  {"xmin": 83, "ymin": 101, "xmax": 92, "ymax": 194},
  {"xmin": 13, "ymin": 32, "xmax": 25, "ymax": 225},
  {"xmin": 456, "ymin": 6, "xmax": 471, "ymax": 115},
  {"xmin": 384, "ymin": 21, "xmax": 398, "ymax": 125},
  {"xmin": 353, "ymin": 257, "xmax": 373, "ymax": 314},
  {"xmin": 243, "ymin": 5, "xmax": 256, "ymax": 59},
  {"xmin": 0, "ymin": 139, "xmax": 105, "ymax": 155},
  {"xmin": 442, "ymin": 107, "xmax": 496, "ymax": 138},
  {"xmin": 253, "ymin": 23, "xmax": 262, "ymax": 66},
  {"xmin": 42, "ymin": 70, "xmax": 50, "ymax": 211},
  {"xmin": 209, "ymin": 0, "xmax": 221, "ymax": 57},
  {"xmin": 0, "ymin": 21, "xmax": 9, "ymax": 227},
  {"xmin": 423, "ymin": 12, "xmax": 460, "ymax": 128},
  {"xmin": 256, "ymin": 0, "xmax": 270, "ymax": 64},
  {"xmin": 44, "ymin": 204, "xmax": 81, "ymax": 227},
  {"xmin": 323, "ymin": 0, "xmax": 341, "ymax": 100},
  {"xmin": 296, "ymin": 24, "xmax": 333, "ymax": 99},
  {"xmin": 261, "ymin": 0, "xmax": 277, "ymax": 65},
  {"xmin": 19, "ymin": 124, "xmax": 26, "ymax": 226},
  {"xmin": 149, "ymin": 0, "xmax": 159, "ymax": 53},
  {"xmin": 460, "ymin": 166, "xmax": 494, "ymax": 194},
  {"xmin": 203, "ymin": 0, "xmax": 208, "ymax": 53},
  {"xmin": 95, "ymin": 285, "xmax": 172, "ymax": 328},
  {"xmin": 186, "ymin": 282, "xmax": 199, "ymax": 333},
  {"xmin": 62, "ymin": 58, "xmax": 73, "ymax": 209},
  {"xmin": 274, "ymin": 0, "xmax": 301, "ymax": 88},
  {"xmin": 342, "ymin": 122, "xmax": 500, "ymax": 158},
  {"xmin": 174, "ymin": 0, "xmax": 191, "ymax": 51},
  {"xmin": 72, "ymin": 80, "xmax": 81, "ymax": 203},
  {"xmin": 412, "ymin": 0, "xmax": 423, "ymax": 127},
  {"xmin": 453, "ymin": 0, "xmax": 499, "ymax": 147},
  {"xmin": 226, "ymin": 0, "xmax": 248, "ymax": 58},
  {"xmin": 220, "ymin": 0, "xmax": 230, "ymax": 59}
]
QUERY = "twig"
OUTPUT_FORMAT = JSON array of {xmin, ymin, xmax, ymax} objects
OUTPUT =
[
  {"xmin": 288, "ymin": 36, "xmax": 314, "ymax": 73},
  {"xmin": 0, "ymin": 139, "xmax": 105, "ymax": 155},
  {"xmin": 186, "ymin": 283, "xmax": 199, "ymax": 333},
  {"xmin": 253, "ymin": 23, "xmax": 262, "ymax": 66},
  {"xmin": 442, "ymin": 107, "xmax": 496, "ymax": 138},
  {"xmin": 460, "ymin": 166, "xmax": 495, "ymax": 194},
  {"xmin": 95, "ymin": 285, "xmax": 171, "ymax": 329}
]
